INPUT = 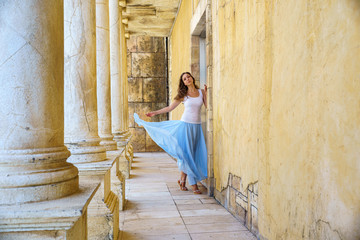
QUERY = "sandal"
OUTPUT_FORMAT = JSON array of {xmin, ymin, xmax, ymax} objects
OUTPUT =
[
  {"xmin": 191, "ymin": 185, "xmax": 201, "ymax": 194},
  {"xmin": 177, "ymin": 180, "xmax": 188, "ymax": 191},
  {"xmin": 193, "ymin": 189, "xmax": 202, "ymax": 194}
]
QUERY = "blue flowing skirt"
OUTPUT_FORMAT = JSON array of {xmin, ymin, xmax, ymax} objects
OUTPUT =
[{"xmin": 134, "ymin": 113, "xmax": 207, "ymax": 185}]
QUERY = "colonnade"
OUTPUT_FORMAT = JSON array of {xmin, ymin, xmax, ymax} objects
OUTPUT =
[{"xmin": 0, "ymin": 0, "xmax": 132, "ymax": 239}]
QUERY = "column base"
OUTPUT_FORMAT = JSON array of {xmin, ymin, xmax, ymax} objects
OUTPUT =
[
  {"xmin": 0, "ymin": 147, "xmax": 79, "ymax": 205},
  {"xmin": 100, "ymin": 139, "xmax": 118, "ymax": 151},
  {"xmin": 113, "ymin": 130, "xmax": 132, "ymax": 148},
  {"xmin": 0, "ymin": 182, "xmax": 100, "ymax": 240},
  {"xmin": 65, "ymin": 143, "xmax": 107, "ymax": 164}
]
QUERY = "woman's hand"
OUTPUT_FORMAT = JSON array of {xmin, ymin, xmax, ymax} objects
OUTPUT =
[
  {"xmin": 146, "ymin": 112, "xmax": 156, "ymax": 117},
  {"xmin": 202, "ymin": 85, "xmax": 208, "ymax": 109}
]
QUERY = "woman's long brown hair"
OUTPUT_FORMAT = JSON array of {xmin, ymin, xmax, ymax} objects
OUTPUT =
[{"xmin": 174, "ymin": 72, "xmax": 199, "ymax": 101}]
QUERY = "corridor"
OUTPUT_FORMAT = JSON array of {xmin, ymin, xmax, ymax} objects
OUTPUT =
[{"xmin": 119, "ymin": 152, "xmax": 256, "ymax": 240}]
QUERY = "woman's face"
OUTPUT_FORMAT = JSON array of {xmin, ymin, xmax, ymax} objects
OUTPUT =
[{"xmin": 182, "ymin": 73, "xmax": 193, "ymax": 86}]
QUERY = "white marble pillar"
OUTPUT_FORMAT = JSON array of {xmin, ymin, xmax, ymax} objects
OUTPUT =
[
  {"xmin": 96, "ymin": 0, "xmax": 118, "ymax": 151},
  {"xmin": 120, "ymin": 7, "xmax": 134, "ymax": 166},
  {"xmin": 120, "ymin": 9, "xmax": 130, "ymax": 137},
  {"xmin": 110, "ymin": 0, "xmax": 125, "ymax": 146},
  {"xmin": 0, "ymin": 0, "xmax": 79, "ymax": 204},
  {"xmin": 64, "ymin": 0, "xmax": 107, "ymax": 166}
]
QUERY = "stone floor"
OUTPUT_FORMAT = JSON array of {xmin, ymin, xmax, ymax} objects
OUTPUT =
[{"xmin": 119, "ymin": 152, "xmax": 256, "ymax": 240}]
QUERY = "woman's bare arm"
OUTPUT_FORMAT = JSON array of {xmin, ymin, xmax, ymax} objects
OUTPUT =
[
  {"xmin": 202, "ymin": 85, "xmax": 207, "ymax": 109},
  {"xmin": 146, "ymin": 99, "xmax": 182, "ymax": 117}
]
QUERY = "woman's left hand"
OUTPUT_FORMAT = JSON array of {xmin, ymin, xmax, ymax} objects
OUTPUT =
[
  {"xmin": 146, "ymin": 112, "xmax": 156, "ymax": 117},
  {"xmin": 204, "ymin": 84, "xmax": 207, "ymax": 95}
]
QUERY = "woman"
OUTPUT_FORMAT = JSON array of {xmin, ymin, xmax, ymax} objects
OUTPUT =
[{"xmin": 134, "ymin": 72, "xmax": 207, "ymax": 194}]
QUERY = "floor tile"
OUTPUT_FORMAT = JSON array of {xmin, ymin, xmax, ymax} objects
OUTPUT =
[
  {"xmin": 186, "ymin": 222, "xmax": 248, "ymax": 233},
  {"xmin": 122, "ymin": 217, "xmax": 188, "ymax": 235},
  {"xmin": 182, "ymin": 215, "xmax": 241, "ymax": 225},
  {"xmin": 121, "ymin": 232, "xmax": 191, "ymax": 240},
  {"xmin": 190, "ymin": 231, "xmax": 257, "ymax": 240},
  {"xmin": 199, "ymin": 198, "xmax": 219, "ymax": 204},
  {"xmin": 180, "ymin": 208, "xmax": 231, "ymax": 217},
  {"xmin": 174, "ymin": 199, "xmax": 202, "ymax": 205},
  {"xmin": 176, "ymin": 203, "xmax": 224, "ymax": 211},
  {"xmin": 124, "ymin": 210, "xmax": 181, "ymax": 220}
]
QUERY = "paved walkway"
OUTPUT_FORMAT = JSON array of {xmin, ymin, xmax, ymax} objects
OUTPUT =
[{"xmin": 119, "ymin": 152, "xmax": 256, "ymax": 240}]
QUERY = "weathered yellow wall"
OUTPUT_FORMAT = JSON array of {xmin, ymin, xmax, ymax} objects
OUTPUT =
[
  {"xmin": 170, "ymin": 0, "xmax": 360, "ymax": 238},
  {"xmin": 261, "ymin": 1, "xmax": 360, "ymax": 239},
  {"xmin": 169, "ymin": 0, "xmax": 192, "ymax": 120},
  {"xmin": 211, "ymin": 0, "xmax": 360, "ymax": 239},
  {"xmin": 212, "ymin": 0, "xmax": 263, "ymax": 192}
]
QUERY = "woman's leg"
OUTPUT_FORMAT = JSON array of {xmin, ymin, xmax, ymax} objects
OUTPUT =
[
  {"xmin": 187, "ymin": 175, "xmax": 201, "ymax": 194},
  {"xmin": 178, "ymin": 171, "xmax": 188, "ymax": 191},
  {"xmin": 181, "ymin": 171, "xmax": 187, "ymax": 182}
]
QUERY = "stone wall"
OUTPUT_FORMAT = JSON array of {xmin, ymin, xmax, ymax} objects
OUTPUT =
[
  {"xmin": 127, "ymin": 36, "xmax": 168, "ymax": 152},
  {"xmin": 214, "ymin": 174, "xmax": 259, "ymax": 236}
]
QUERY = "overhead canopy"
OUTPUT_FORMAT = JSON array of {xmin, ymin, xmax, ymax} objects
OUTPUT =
[{"xmin": 122, "ymin": 0, "xmax": 181, "ymax": 36}]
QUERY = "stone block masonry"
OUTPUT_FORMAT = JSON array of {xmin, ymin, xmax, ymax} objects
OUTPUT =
[
  {"xmin": 127, "ymin": 35, "xmax": 168, "ymax": 152},
  {"xmin": 214, "ymin": 173, "xmax": 259, "ymax": 237}
]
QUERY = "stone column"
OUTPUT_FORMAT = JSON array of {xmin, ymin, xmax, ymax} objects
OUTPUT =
[
  {"xmin": 109, "ymin": 0, "xmax": 124, "ymax": 146},
  {"xmin": 64, "ymin": 0, "xmax": 107, "ymax": 166},
  {"xmin": 120, "ymin": 9, "xmax": 134, "ymax": 167},
  {"xmin": 109, "ymin": 0, "xmax": 132, "ymax": 178},
  {"xmin": 96, "ymin": 0, "xmax": 117, "ymax": 151},
  {"xmin": 205, "ymin": 1, "xmax": 215, "ymax": 197},
  {"xmin": 120, "ymin": 10, "xmax": 129, "ymax": 138},
  {"xmin": 0, "ymin": 0, "xmax": 79, "ymax": 205}
]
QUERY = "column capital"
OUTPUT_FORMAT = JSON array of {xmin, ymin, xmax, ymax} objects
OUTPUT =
[
  {"xmin": 122, "ymin": 18, "xmax": 128, "ymax": 24},
  {"xmin": 119, "ymin": 0, "xmax": 126, "ymax": 7}
]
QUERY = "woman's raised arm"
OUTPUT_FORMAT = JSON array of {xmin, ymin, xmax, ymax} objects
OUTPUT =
[
  {"xmin": 146, "ymin": 99, "xmax": 182, "ymax": 117},
  {"xmin": 202, "ymin": 85, "xmax": 207, "ymax": 109}
]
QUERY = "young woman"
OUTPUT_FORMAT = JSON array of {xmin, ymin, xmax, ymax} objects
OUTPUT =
[{"xmin": 134, "ymin": 72, "xmax": 207, "ymax": 194}]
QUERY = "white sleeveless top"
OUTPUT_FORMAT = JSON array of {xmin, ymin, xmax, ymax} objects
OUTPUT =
[{"xmin": 181, "ymin": 89, "xmax": 203, "ymax": 124}]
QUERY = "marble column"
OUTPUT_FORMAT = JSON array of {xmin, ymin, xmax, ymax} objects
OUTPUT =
[
  {"xmin": 96, "ymin": 0, "xmax": 118, "ymax": 151},
  {"xmin": 120, "ymin": 7, "xmax": 134, "ymax": 167},
  {"xmin": 109, "ymin": 5, "xmax": 133, "ymax": 178},
  {"xmin": 64, "ymin": 0, "xmax": 107, "ymax": 166},
  {"xmin": 109, "ymin": 0, "xmax": 124, "ymax": 147},
  {"xmin": 0, "ymin": 0, "xmax": 79, "ymax": 205},
  {"xmin": 120, "ymin": 9, "xmax": 130, "ymax": 139}
]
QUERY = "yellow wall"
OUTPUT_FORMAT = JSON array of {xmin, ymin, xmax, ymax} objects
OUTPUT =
[
  {"xmin": 262, "ymin": 1, "xmax": 360, "ymax": 239},
  {"xmin": 212, "ymin": 0, "xmax": 263, "ymax": 192},
  {"xmin": 169, "ymin": 0, "xmax": 192, "ymax": 120},
  {"xmin": 211, "ymin": 0, "xmax": 360, "ymax": 239},
  {"xmin": 170, "ymin": 0, "xmax": 360, "ymax": 238},
  {"xmin": 193, "ymin": 0, "xmax": 200, "ymax": 11}
]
